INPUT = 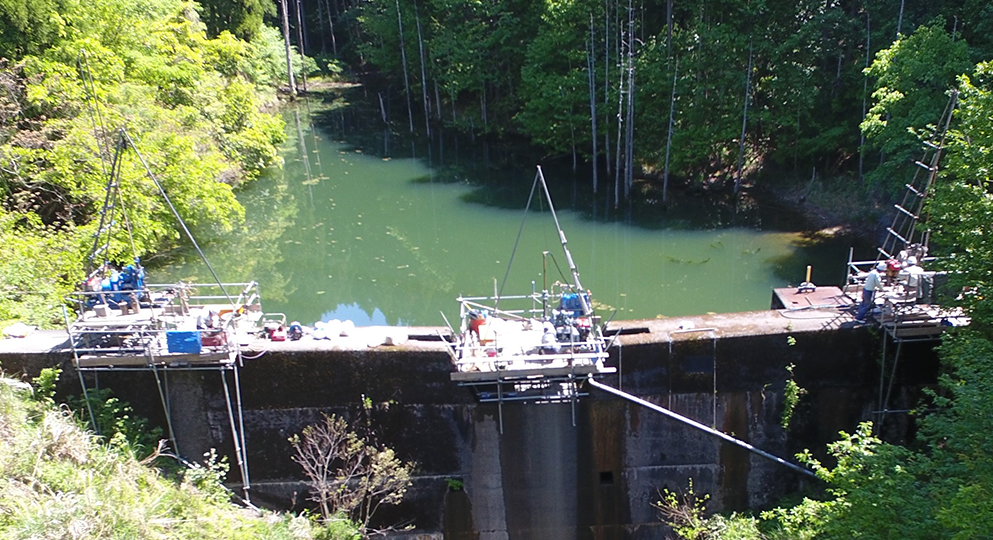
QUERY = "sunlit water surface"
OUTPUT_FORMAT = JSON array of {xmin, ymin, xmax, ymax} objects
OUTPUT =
[{"xmin": 159, "ymin": 99, "xmax": 854, "ymax": 327}]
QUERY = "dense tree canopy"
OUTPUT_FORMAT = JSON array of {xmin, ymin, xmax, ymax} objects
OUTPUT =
[
  {"xmin": 0, "ymin": 0, "xmax": 287, "ymax": 326},
  {"xmin": 327, "ymin": 0, "xmax": 993, "ymax": 196},
  {"xmin": 197, "ymin": 0, "xmax": 275, "ymax": 41}
]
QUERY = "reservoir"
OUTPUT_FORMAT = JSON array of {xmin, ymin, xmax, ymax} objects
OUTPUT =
[{"xmin": 160, "ymin": 93, "xmax": 854, "ymax": 327}]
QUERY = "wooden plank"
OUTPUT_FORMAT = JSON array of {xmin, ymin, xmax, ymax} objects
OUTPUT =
[{"xmin": 76, "ymin": 351, "xmax": 232, "ymax": 368}]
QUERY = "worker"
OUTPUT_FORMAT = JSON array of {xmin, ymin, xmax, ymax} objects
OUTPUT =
[
  {"xmin": 540, "ymin": 322, "xmax": 560, "ymax": 354},
  {"xmin": 856, "ymin": 261, "xmax": 886, "ymax": 322},
  {"xmin": 900, "ymin": 256, "xmax": 925, "ymax": 301}
]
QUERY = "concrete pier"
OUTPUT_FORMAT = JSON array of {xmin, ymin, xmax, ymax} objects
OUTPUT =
[{"xmin": 0, "ymin": 305, "xmax": 939, "ymax": 539}]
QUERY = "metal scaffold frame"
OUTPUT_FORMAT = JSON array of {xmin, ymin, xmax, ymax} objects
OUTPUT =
[
  {"xmin": 446, "ymin": 166, "xmax": 615, "ymax": 433},
  {"xmin": 62, "ymin": 121, "xmax": 263, "ymax": 502},
  {"xmin": 64, "ymin": 282, "xmax": 260, "ymax": 503},
  {"xmin": 839, "ymin": 91, "xmax": 971, "ymax": 434}
]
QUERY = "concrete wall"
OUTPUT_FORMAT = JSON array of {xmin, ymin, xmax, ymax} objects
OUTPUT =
[{"xmin": 0, "ymin": 311, "xmax": 939, "ymax": 539}]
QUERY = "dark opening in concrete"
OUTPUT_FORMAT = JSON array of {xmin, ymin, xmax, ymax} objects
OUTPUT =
[{"xmin": 599, "ymin": 471, "xmax": 615, "ymax": 486}]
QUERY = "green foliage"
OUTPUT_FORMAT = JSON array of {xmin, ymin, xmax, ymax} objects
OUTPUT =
[
  {"xmin": 655, "ymin": 481, "xmax": 765, "ymax": 540},
  {"xmin": 0, "ymin": 211, "xmax": 82, "ymax": 327},
  {"xmin": 514, "ymin": 0, "xmax": 598, "ymax": 155},
  {"xmin": 0, "ymin": 0, "xmax": 287, "ymax": 327},
  {"xmin": 289, "ymin": 413, "xmax": 414, "ymax": 534},
  {"xmin": 311, "ymin": 514, "xmax": 362, "ymax": 540},
  {"xmin": 0, "ymin": 0, "xmax": 68, "ymax": 58},
  {"xmin": 655, "ymin": 479, "xmax": 711, "ymax": 540},
  {"xmin": 0, "ymin": 375, "xmax": 335, "ymax": 539},
  {"xmin": 29, "ymin": 367, "xmax": 61, "ymax": 404},
  {"xmin": 862, "ymin": 24, "xmax": 972, "ymax": 193},
  {"xmin": 920, "ymin": 331, "xmax": 993, "ymax": 539},
  {"xmin": 68, "ymin": 386, "xmax": 164, "ymax": 459},
  {"xmin": 445, "ymin": 477, "xmax": 464, "ymax": 491},
  {"xmin": 196, "ymin": 0, "xmax": 274, "ymax": 42},
  {"xmin": 181, "ymin": 449, "xmax": 232, "ymax": 505},
  {"xmin": 754, "ymin": 61, "xmax": 993, "ymax": 540},
  {"xmin": 339, "ymin": 0, "xmax": 993, "ymax": 202},
  {"xmin": 358, "ymin": 0, "xmax": 542, "ymax": 133},
  {"xmin": 930, "ymin": 61, "xmax": 993, "ymax": 334},
  {"xmin": 248, "ymin": 25, "xmax": 316, "ymax": 89},
  {"xmin": 349, "ymin": 0, "xmax": 984, "ymax": 191},
  {"xmin": 781, "ymin": 363, "xmax": 806, "ymax": 430},
  {"xmin": 791, "ymin": 423, "xmax": 939, "ymax": 539}
]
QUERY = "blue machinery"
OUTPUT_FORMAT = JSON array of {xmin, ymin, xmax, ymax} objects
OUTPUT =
[{"xmin": 447, "ymin": 166, "xmax": 614, "ymax": 431}]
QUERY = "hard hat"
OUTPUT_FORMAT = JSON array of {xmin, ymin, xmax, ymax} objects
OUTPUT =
[
  {"xmin": 907, "ymin": 256, "xmax": 918, "ymax": 266},
  {"xmin": 876, "ymin": 262, "xmax": 886, "ymax": 271}
]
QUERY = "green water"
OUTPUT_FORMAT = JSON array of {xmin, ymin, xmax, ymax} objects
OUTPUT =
[{"xmin": 160, "ymin": 99, "xmax": 853, "ymax": 327}]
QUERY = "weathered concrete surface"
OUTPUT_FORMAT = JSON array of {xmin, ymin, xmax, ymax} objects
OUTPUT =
[{"xmin": 0, "ymin": 309, "xmax": 939, "ymax": 539}]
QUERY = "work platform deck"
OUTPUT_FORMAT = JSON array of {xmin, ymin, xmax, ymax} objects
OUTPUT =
[
  {"xmin": 771, "ymin": 286, "xmax": 854, "ymax": 311},
  {"xmin": 67, "ymin": 304, "xmax": 253, "ymax": 369},
  {"xmin": 451, "ymin": 359, "xmax": 615, "ymax": 383}
]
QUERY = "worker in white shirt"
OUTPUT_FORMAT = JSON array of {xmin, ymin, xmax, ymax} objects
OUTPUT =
[
  {"xmin": 900, "ymin": 256, "xmax": 925, "ymax": 300},
  {"xmin": 856, "ymin": 261, "xmax": 886, "ymax": 322}
]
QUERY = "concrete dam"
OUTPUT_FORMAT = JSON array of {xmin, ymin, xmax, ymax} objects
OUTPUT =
[{"xmin": 0, "ymin": 307, "xmax": 939, "ymax": 540}]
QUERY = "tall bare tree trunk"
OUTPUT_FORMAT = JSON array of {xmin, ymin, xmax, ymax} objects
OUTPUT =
[
  {"xmin": 859, "ymin": 9, "xmax": 870, "ymax": 183},
  {"xmin": 613, "ymin": 41, "xmax": 624, "ymax": 209},
  {"xmin": 295, "ymin": 0, "xmax": 307, "ymax": 92},
  {"xmin": 415, "ymin": 3, "xmax": 431, "ymax": 137},
  {"xmin": 734, "ymin": 43, "xmax": 753, "ymax": 195},
  {"xmin": 325, "ymin": 0, "xmax": 339, "ymax": 57},
  {"xmin": 896, "ymin": 0, "xmax": 905, "ymax": 36},
  {"xmin": 316, "ymin": 0, "xmax": 326, "ymax": 54},
  {"xmin": 480, "ymin": 83, "xmax": 488, "ymax": 132},
  {"xmin": 623, "ymin": 0, "xmax": 635, "ymax": 199},
  {"xmin": 435, "ymin": 81, "xmax": 442, "ymax": 120},
  {"xmin": 604, "ymin": 0, "xmax": 611, "ymax": 176},
  {"xmin": 666, "ymin": 0, "xmax": 673, "ymax": 59},
  {"xmin": 662, "ymin": 58, "xmax": 678, "ymax": 204},
  {"xmin": 280, "ymin": 0, "xmax": 297, "ymax": 96},
  {"xmin": 588, "ymin": 15, "xmax": 599, "ymax": 194},
  {"xmin": 378, "ymin": 92, "xmax": 388, "ymax": 124},
  {"xmin": 395, "ymin": 0, "xmax": 414, "ymax": 133}
]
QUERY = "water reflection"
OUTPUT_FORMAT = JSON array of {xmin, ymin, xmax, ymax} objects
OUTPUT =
[{"xmin": 158, "ymin": 93, "xmax": 860, "ymax": 326}]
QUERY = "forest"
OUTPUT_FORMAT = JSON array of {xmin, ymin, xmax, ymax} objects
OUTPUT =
[
  {"xmin": 299, "ymin": 0, "xmax": 993, "ymax": 204},
  {"xmin": 1, "ymin": 0, "xmax": 993, "ymax": 538}
]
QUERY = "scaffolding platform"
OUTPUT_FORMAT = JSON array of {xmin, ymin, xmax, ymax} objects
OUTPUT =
[
  {"xmin": 877, "ymin": 294, "xmax": 969, "ymax": 342},
  {"xmin": 66, "ymin": 282, "xmax": 262, "ymax": 369},
  {"xmin": 445, "ymin": 166, "xmax": 615, "ymax": 431},
  {"xmin": 451, "ymin": 357, "xmax": 615, "ymax": 383}
]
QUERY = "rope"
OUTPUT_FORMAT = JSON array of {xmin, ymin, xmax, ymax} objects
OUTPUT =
[
  {"xmin": 113, "ymin": 139, "xmax": 140, "ymax": 261},
  {"xmin": 120, "ymin": 129, "xmax": 236, "ymax": 307},
  {"xmin": 497, "ymin": 169, "xmax": 541, "ymax": 301},
  {"xmin": 544, "ymin": 252, "xmax": 569, "ymax": 285},
  {"xmin": 77, "ymin": 51, "xmax": 111, "ymax": 179},
  {"xmin": 78, "ymin": 50, "xmax": 117, "ymax": 277}
]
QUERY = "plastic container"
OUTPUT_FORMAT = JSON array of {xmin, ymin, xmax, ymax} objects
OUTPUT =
[{"xmin": 166, "ymin": 330, "xmax": 202, "ymax": 354}]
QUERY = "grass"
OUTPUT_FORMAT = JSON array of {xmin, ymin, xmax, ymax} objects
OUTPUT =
[{"xmin": 0, "ymin": 374, "xmax": 359, "ymax": 540}]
